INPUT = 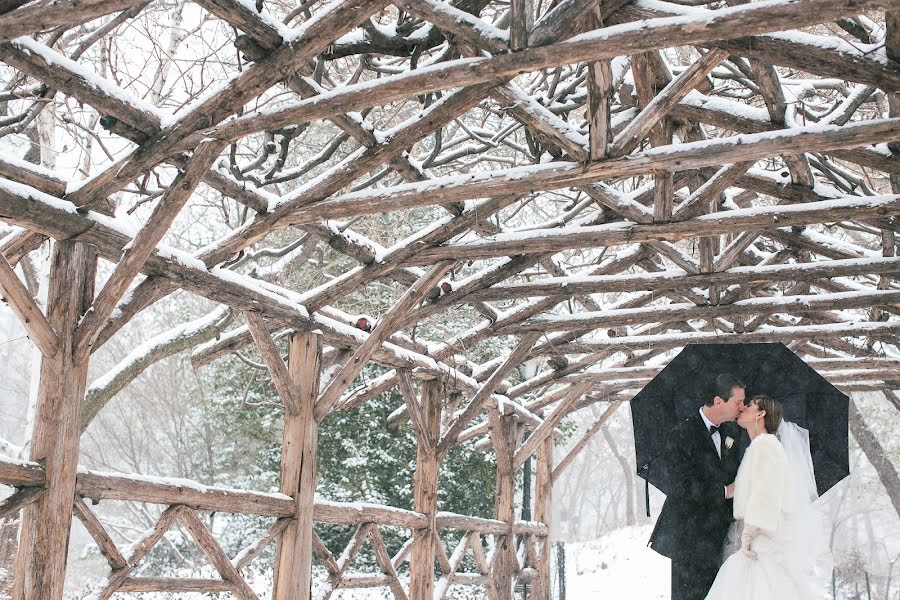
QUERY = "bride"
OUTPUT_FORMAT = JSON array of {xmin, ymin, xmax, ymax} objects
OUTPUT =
[{"xmin": 705, "ymin": 394, "xmax": 831, "ymax": 600}]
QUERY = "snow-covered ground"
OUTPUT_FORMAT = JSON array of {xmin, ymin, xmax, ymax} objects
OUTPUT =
[{"xmin": 564, "ymin": 524, "xmax": 669, "ymax": 599}]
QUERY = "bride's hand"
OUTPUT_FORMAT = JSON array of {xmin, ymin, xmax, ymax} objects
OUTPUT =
[{"xmin": 741, "ymin": 525, "xmax": 761, "ymax": 560}]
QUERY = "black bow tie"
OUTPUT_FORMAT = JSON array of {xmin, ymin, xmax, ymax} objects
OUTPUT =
[{"xmin": 708, "ymin": 425, "xmax": 719, "ymax": 437}]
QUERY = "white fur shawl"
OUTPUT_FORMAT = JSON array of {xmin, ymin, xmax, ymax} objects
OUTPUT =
[{"xmin": 733, "ymin": 433, "xmax": 789, "ymax": 532}]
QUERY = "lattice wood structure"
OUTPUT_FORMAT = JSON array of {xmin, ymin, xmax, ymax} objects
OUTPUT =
[{"xmin": 1, "ymin": 0, "xmax": 900, "ymax": 598}]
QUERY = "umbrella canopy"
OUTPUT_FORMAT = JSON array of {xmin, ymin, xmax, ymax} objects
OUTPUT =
[{"xmin": 631, "ymin": 343, "xmax": 849, "ymax": 497}]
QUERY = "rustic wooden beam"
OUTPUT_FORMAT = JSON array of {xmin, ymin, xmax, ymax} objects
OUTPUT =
[
  {"xmin": 0, "ymin": 38, "xmax": 163, "ymax": 135},
  {"xmin": 551, "ymin": 400, "xmax": 623, "ymax": 482},
  {"xmin": 531, "ymin": 321, "xmax": 900, "ymax": 355},
  {"xmin": 273, "ymin": 331, "xmax": 321, "ymax": 600},
  {"xmin": 178, "ymin": 508, "xmax": 259, "ymax": 600},
  {"xmin": 209, "ymin": 0, "xmax": 895, "ymax": 140},
  {"xmin": 610, "ymin": 48, "xmax": 729, "ymax": 157},
  {"xmin": 14, "ymin": 240, "xmax": 95, "ymax": 600},
  {"xmin": 76, "ymin": 468, "xmax": 294, "ymax": 517},
  {"xmin": 0, "ymin": 0, "xmax": 145, "ymax": 44},
  {"xmin": 410, "ymin": 380, "xmax": 444, "ymax": 600},
  {"xmin": 194, "ymin": 0, "xmax": 283, "ymax": 48},
  {"xmin": 533, "ymin": 435, "xmax": 553, "ymax": 600},
  {"xmin": 117, "ymin": 578, "xmax": 234, "ymax": 593},
  {"xmin": 0, "ymin": 156, "xmax": 67, "ymax": 198},
  {"xmin": 244, "ymin": 311, "xmax": 301, "ymax": 414},
  {"xmin": 489, "ymin": 408, "xmax": 518, "ymax": 600},
  {"xmin": 72, "ymin": 495, "xmax": 128, "ymax": 570},
  {"xmin": 0, "ymin": 456, "xmax": 44, "ymax": 487},
  {"xmin": 314, "ymin": 260, "xmax": 455, "ymax": 421},
  {"xmin": 466, "ymin": 256, "xmax": 900, "ymax": 302},
  {"xmin": 397, "ymin": 0, "xmax": 509, "ymax": 54},
  {"xmin": 286, "ymin": 119, "xmax": 900, "ymax": 227},
  {"xmin": 513, "ymin": 382, "xmax": 591, "ymax": 470},
  {"xmin": 611, "ymin": 1, "xmax": 900, "ymax": 90},
  {"xmin": 0, "ymin": 486, "xmax": 42, "ymax": 521},
  {"xmin": 75, "ymin": 140, "xmax": 225, "ymax": 359},
  {"xmin": 436, "ymin": 332, "xmax": 542, "ymax": 457},
  {"xmin": 672, "ymin": 161, "xmax": 754, "ymax": 221},
  {"xmin": 60, "ymin": 0, "xmax": 388, "ymax": 215},
  {"xmin": 89, "ymin": 505, "xmax": 186, "ymax": 600},
  {"xmin": 510, "ymin": 0, "xmax": 528, "ymax": 50},
  {"xmin": 505, "ymin": 289, "xmax": 900, "ymax": 333},
  {"xmin": 529, "ymin": 0, "xmax": 639, "ymax": 47},
  {"xmin": 0, "ymin": 181, "xmax": 477, "ymax": 388},
  {"xmin": 849, "ymin": 399, "xmax": 900, "ymax": 518},
  {"xmin": 397, "ymin": 369, "xmax": 433, "ymax": 448},
  {"xmin": 406, "ymin": 193, "xmax": 900, "ymax": 265},
  {"xmin": 233, "ymin": 517, "xmax": 291, "ymax": 571},
  {"xmin": 0, "ymin": 252, "xmax": 58, "ymax": 357}
]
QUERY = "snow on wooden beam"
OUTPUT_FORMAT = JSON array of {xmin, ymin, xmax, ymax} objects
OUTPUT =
[
  {"xmin": 0, "ymin": 0, "xmax": 145, "ymax": 44},
  {"xmin": 60, "ymin": 0, "xmax": 389, "ymax": 215},
  {"xmin": 0, "ymin": 180, "xmax": 479, "ymax": 389},
  {"xmin": 612, "ymin": 1, "xmax": 900, "ymax": 90},
  {"xmin": 530, "ymin": 0, "xmax": 634, "ymax": 47},
  {"xmin": 0, "ymin": 252, "xmax": 58, "ymax": 357},
  {"xmin": 406, "ymin": 194, "xmax": 900, "ymax": 265},
  {"xmin": 397, "ymin": 0, "xmax": 510, "ymax": 54},
  {"xmin": 465, "ymin": 257, "xmax": 900, "ymax": 302},
  {"xmin": 530, "ymin": 321, "xmax": 900, "ymax": 355},
  {"xmin": 0, "ymin": 38, "xmax": 164, "ymax": 135},
  {"xmin": 504, "ymin": 289, "xmax": 900, "ymax": 332},
  {"xmin": 286, "ymin": 119, "xmax": 900, "ymax": 227},
  {"xmin": 0, "ymin": 456, "xmax": 45, "ymax": 488},
  {"xmin": 75, "ymin": 139, "xmax": 226, "ymax": 359},
  {"xmin": 0, "ymin": 156, "xmax": 67, "ymax": 199},
  {"xmin": 194, "ymin": 0, "xmax": 285, "ymax": 49},
  {"xmin": 609, "ymin": 48, "xmax": 729, "ymax": 157},
  {"xmin": 313, "ymin": 261, "xmax": 455, "ymax": 422},
  {"xmin": 209, "ymin": 0, "xmax": 896, "ymax": 141}
]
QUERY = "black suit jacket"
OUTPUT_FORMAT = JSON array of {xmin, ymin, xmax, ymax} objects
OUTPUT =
[{"xmin": 648, "ymin": 413, "xmax": 744, "ymax": 563}]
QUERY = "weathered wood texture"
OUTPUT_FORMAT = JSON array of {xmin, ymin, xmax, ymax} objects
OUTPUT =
[
  {"xmin": 273, "ymin": 332, "xmax": 322, "ymax": 600},
  {"xmin": 410, "ymin": 380, "xmax": 444, "ymax": 599},
  {"xmin": 15, "ymin": 241, "xmax": 95, "ymax": 600}
]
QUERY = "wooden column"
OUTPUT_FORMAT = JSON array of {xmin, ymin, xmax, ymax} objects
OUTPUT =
[
  {"xmin": 14, "ymin": 240, "xmax": 96, "ymax": 600},
  {"xmin": 409, "ymin": 379, "xmax": 443, "ymax": 599},
  {"xmin": 585, "ymin": 6, "xmax": 611, "ymax": 160},
  {"xmin": 489, "ymin": 410, "xmax": 518, "ymax": 600},
  {"xmin": 533, "ymin": 435, "xmax": 553, "ymax": 600},
  {"xmin": 273, "ymin": 331, "xmax": 322, "ymax": 600}
]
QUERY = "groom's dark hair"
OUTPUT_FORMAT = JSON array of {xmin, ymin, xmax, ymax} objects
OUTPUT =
[{"xmin": 705, "ymin": 373, "xmax": 745, "ymax": 406}]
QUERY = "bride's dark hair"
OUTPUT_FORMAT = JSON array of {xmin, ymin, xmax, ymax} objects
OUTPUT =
[{"xmin": 747, "ymin": 394, "xmax": 783, "ymax": 433}]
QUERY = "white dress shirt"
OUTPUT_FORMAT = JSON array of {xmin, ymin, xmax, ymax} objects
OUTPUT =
[{"xmin": 699, "ymin": 407, "xmax": 722, "ymax": 458}]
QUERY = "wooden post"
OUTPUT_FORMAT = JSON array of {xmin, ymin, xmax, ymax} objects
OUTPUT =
[
  {"xmin": 489, "ymin": 410, "xmax": 518, "ymax": 600},
  {"xmin": 13, "ymin": 240, "xmax": 96, "ymax": 600},
  {"xmin": 273, "ymin": 331, "xmax": 322, "ymax": 600},
  {"xmin": 409, "ymin": 379, "xmax": 443, "ymax": 599},
  {"xmin": 533, "ymin": 436, "xmax": 553, "ymax": 600}
]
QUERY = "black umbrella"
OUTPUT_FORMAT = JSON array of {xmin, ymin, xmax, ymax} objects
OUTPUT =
[{"xmin": 631, "ymin": 343, "xmax": 849, "ymax": 498}]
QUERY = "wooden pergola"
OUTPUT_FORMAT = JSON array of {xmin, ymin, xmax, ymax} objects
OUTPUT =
[{"xmin": 1, "ymin": 0, "xmax": 900, "ymax": 598}]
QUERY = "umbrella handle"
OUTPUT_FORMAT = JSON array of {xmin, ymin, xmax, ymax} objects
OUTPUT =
[{"xmin": 645, "ymin": 479, "xmax": 651, "ymax": 518}]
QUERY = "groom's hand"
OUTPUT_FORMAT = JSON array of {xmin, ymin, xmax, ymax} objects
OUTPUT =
[{"xmin": 725, "ymin": 483, "xmax": 735, "ymax": 499}]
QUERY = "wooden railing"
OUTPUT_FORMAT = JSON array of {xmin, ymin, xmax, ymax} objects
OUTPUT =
[{"xmin": 0, "ymin": 456, "xmax": 549, "ymax": 599}]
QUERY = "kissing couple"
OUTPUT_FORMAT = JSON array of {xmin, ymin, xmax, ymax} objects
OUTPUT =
[{"xmin": 648, "ymin": 374, "xmax": 831, "ymax": 600}]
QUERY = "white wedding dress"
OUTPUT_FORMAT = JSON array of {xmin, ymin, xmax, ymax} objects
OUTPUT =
[{"xmin": 705, "ymin": 423, "xmax": 832, "ymax": 600}]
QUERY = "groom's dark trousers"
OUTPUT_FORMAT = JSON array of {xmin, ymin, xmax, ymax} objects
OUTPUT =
[{"xmin": 647, "ymin": 414, "xmax": 743, "ymax": 600}]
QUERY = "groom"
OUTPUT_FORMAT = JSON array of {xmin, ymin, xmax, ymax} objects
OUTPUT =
[{"xmin": 648, "ymin": 374, "xmax": 746, "ymax": 600}]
